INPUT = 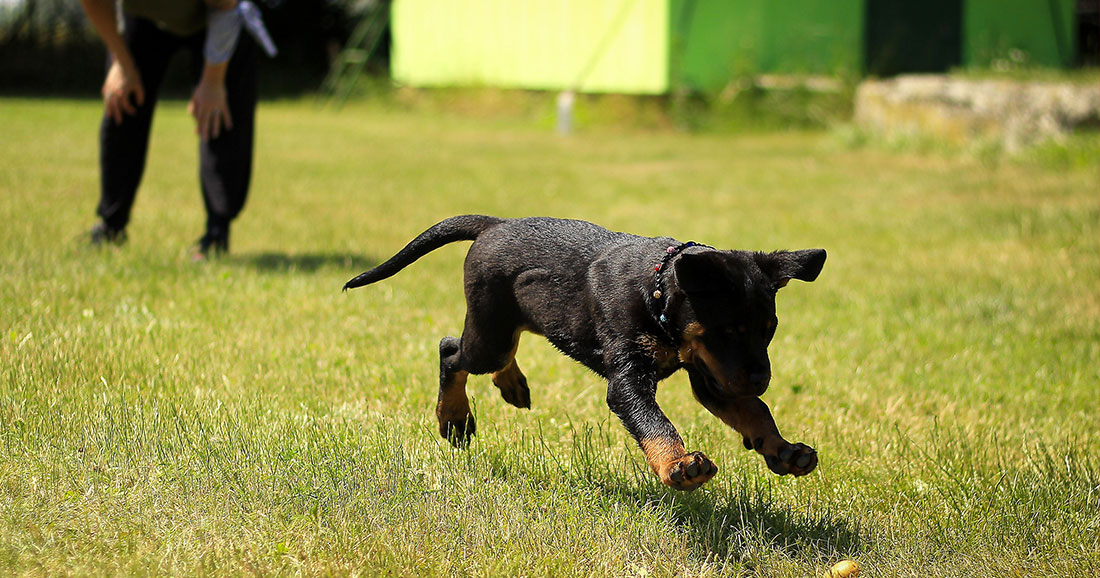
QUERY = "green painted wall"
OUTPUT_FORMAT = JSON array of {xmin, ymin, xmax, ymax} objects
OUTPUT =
[
  {"xmin": 963, "ymin": 0, "xmax": 1076, "ymax": 68},
  {"xmin": 391, "ymin": 0, "xmax": 670, "ymax": 94},
  {"xmin": 668, "ymin": 0, "xmax": 760, "ymax": 92},
  {"xmin": 757, "ymin": 2, "xmax": 863, "ymax": 76},
  {"xmin": 670, "ymin": 1, "xmax": 864, "ymax": 93}
]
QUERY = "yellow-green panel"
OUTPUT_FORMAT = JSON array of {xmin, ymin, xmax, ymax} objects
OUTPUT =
[{"xmin": 392, "ymin": 0, "xmax": 669, "ymax": 94}]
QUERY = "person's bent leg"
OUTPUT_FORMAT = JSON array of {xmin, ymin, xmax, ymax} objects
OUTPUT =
[
  {"xmin": 97, "ymin": 17, "xmax": 176, "ymax": 237},
  {"xmin": 194, "ymin": 32, "xmax": 258, "ymax": 255}
]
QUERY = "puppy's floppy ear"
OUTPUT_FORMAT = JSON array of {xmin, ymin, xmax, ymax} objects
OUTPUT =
[
  {"xmin": 757, "ymin": 249, "xmax": 827, "ymax": 288},
  {"xmin": 675, "ymin": 251, "xmax": 738, "ymax": 295}
]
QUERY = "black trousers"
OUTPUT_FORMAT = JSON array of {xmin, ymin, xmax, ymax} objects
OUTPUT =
[{"xmin": 98, "ymin": 16, "xmax": 258, "ymax": 236}]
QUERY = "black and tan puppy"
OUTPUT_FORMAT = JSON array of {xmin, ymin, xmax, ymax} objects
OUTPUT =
[{"xmin": 345, "ymin": 215, "xmax": 826, "ymax": 491}]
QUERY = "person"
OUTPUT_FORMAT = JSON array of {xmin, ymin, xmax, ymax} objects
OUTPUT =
[{"xmin": 80, "ymin": 0, "xmax": 262, "ymax": 259}]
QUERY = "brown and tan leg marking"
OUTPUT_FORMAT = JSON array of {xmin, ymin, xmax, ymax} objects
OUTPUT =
[
  {"xmin": 681, "ymin": 333, "xmax": 815, "ymax": 476},
  {"xmin": 640, "ymin": 437, "xmax": 717, "ymax": 492},
  {"xmin": 491, "ymin": 357, "xmax": 531, "ymax": 409},
  {"xmin": 437, "ymin": 336, "xmax": 475, "ymax": 446},
  {"xmin": 716, "ymin": 397, "xmax": 817, "ymax": 476},
  {"xmin": 490, "ymin": 336, "xmax": 530, "ymax": 409}
]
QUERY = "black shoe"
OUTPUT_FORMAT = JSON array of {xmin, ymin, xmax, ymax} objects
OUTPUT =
[
  {"xmin": 89, "ymin": 222, "xmax": 127, "ymax": 247},
  {"xmin": 193, "ymin": 231, "xmax": 229, "ymax": 261}
]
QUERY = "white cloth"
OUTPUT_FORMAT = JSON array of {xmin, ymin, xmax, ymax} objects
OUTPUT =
[{"xmin": 203, "ymin": 1, "xmax": 276, "ymax": 64}]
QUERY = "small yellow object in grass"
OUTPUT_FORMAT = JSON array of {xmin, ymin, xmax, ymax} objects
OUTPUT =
[{"xmin": 825, "ymin": 560, "xmax": 860, "ymax": 578}]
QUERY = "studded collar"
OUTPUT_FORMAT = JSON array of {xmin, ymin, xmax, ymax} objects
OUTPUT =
[{"xmin": 647, "ymin": 241, "xmax": 711, "ymax": 343}]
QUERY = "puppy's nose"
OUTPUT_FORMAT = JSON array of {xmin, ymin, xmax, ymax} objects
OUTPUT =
[{"xmin": 748, "ymin": 372, "xmax": 771, "ymax": 393}]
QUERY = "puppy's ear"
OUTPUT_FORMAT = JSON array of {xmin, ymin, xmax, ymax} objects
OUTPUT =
[
  {"xmin": 757, "ymin": 249, "xmax": 826, "ymax": 288},
  {"xmin": 675, "ymin": 252, "xmax": 738, "ymax": 295}
]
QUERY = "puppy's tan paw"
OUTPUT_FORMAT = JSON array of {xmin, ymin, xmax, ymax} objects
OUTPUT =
[{"xmin": 660, "ymin": 451, "xmax": 718, "ymax": 492}]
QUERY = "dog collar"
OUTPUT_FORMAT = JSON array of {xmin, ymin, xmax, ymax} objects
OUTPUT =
[{"xmin": 649, "ymin": 241, "xmax": 710, "ymax": 341}]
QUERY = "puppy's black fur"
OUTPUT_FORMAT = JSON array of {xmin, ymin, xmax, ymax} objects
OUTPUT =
[{"xmin": 345, "ymin": 215, "xmax": 826, "ymax": 491}]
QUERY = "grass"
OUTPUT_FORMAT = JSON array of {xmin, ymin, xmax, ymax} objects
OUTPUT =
[{"xmin": 1, "ymin": 96, "xmax": 1098, "ymax": 576}]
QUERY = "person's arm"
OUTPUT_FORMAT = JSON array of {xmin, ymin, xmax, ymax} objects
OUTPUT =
[
  {"xmin": 188, "ymin": 0, "xmax": 241, "ymax": 141},
  {"xmin": 189, "ymin": 59, "xmax": 232, "ymax": 141},
  {"xmin": 80, "ymin": 0, "xmax": 145, "ymax": 124}
]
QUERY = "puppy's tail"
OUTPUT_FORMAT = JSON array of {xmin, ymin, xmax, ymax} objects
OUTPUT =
[{"xmin": 343, "ymin": 214, "xmax": 505, "ymax": 291}]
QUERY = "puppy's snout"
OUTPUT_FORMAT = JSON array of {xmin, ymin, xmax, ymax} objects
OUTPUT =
[{"xmin": 748, "ymin": 372, "xmax": 771, "ymax": 394}]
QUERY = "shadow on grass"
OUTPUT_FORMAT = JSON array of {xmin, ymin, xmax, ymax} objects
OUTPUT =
[
  {"xmin": 232, "ymin": 252, "xmax": 378, "ymax": 274},
  {"xmin": 571, "ymin": 424, "xmax": 864, "ymax": 563},
  {"xmin": 478, "ymin": 421, "xmax": 865, "ymax": 566},
  {"xmin": 595, "ymin": 478, "xmax": 865, "ymax": 565}
]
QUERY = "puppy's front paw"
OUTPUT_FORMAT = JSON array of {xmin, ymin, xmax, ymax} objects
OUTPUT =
[
  {"xmin": 764, "ymin": 442, "xmax": 817, "ymax": 476},
  {"xmin": 660, "ymin": 451, "xmax": 718, "ymax": 492}
]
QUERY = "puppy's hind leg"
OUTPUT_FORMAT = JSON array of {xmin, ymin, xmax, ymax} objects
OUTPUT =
[
  {"xmin": 437, "ymin": 326, "xmax": 526, "ymax": 446},
  {"xmin": 491, "ymin": 334, "xmax": 531, "ymax": 409},
  {"xmin": 437, "ymin": 336, "xmax": 475, "ymax": 447},
  {"xmin": 439, "ymin": 289, "xmax": 529, "ymax": 444}
]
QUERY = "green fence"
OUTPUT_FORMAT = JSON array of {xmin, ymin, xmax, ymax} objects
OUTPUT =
[{"xmin": 391, "ymin": 0, "xmax": 1082, "ymax": 95}]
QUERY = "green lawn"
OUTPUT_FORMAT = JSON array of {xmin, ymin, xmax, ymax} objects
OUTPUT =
[{"xmin": 1, "ymin": 97, "xmax": 1097, "ymax": 576}]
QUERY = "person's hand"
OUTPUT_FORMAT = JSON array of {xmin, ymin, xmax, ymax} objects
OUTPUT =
[
  {"xmin": 102, "ymin": 59, "xmax": 145, "ymax": 124},
  {"xmin": 188, "ymin": 70, "xmax": 233, "ymax": 141}
]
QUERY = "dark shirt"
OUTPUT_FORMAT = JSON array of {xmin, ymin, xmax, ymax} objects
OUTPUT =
[{"xmin": 121, "ymin": 0, "xmax": 234, "ymax": 36}]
